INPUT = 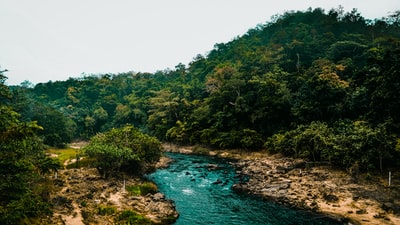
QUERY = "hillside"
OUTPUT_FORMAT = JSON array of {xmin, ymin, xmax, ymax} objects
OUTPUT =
[
  {"xmin": 3, "ymin": 7, "xmax": 400, "ymax": 224},
  {"xmin": 17, "ymin": 8, "xmax": 400, "ymax": 172}
]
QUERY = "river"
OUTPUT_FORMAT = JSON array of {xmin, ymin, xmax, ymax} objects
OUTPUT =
[{"xmin": 148, "ymin": 153, "xmax": 343, "ymax": 225}]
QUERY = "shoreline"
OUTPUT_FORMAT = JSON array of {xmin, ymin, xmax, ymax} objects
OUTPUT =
[{"xmin": 162, "ymin": 143, "xmax": 400, "ymax": 225}]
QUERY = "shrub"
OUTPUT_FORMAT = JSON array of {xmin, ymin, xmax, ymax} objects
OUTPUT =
[
  {"xmin": 83, "ymin": 125, "xmax": 162, "ymax": 178},
  {"xmin": 193, "ymin": 145, "xmax": 210, "ymax": 155},
  {"xmin": 97, "ymin": 205, "xmax": 117, "ymax": 216},
  {"xmin": 126, "ymin": 182, "xmax": 157, "ymax": 196},
  {"xmin": 117, "ymin": 210, "xmax": 153, "ymax": 225}
]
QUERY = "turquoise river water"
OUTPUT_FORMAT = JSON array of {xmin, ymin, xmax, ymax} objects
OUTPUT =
[{"xmin": 148, "ymin": 153, "xmax": 343, "ymax": 225}]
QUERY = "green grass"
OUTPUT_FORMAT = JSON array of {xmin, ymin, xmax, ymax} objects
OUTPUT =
[
  {"xmin": 97, "ymin": 205, "xmax": 117, "ymax": 216},
  {"xmin": 46, "ymin": 147, "xmax": 96, "ymax": 169},
  {"xmin": 46, "ymin": 147, "xmax": 80, "ymax": 164},
  {"xmin": 126, "ymin": 182, "xmax": 158, "ymax": 196},
  {"xmin": 116, "ymin": 210, "xmax": 154, "ymax": 225},
  {"xmin": 65, "ymin": 157, "xmax": 96, "ymax": 169}
]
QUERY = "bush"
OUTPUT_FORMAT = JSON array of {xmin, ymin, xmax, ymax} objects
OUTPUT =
[
  {"xmin": 265, "ymin": 120, "xmax": 397, "ymax": 172},
  {"xmin": 126, "ymin": 182, "xmax": 157, "ymax": 196},
  {"xmin": 97, "ymin": 205, "xmax": 117, "ymax": 216},
  {"xmin": 83, "ymin": 125, "xmax": 162, "ymax": 178},
  {"xmin": 65, "ymin": 157, "xmax": 96, "ymax": 169},
  {"xmin": 239, "ymin": 129, "xmax": 264, "ymax": 150},
  {"xmin": 265, "ymin": 121, "xmax": 333, "ymax": 160},
  {"xmin": 117, "ymin": 210, "xmax": 153, "ymax": 225},
  {"xmin": 193, "ymin": 145, "xmax": 210, "ymax": 155}
]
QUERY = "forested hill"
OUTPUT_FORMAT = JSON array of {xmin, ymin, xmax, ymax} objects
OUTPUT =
[{"xmin": 12, "ymin": 8, "xmax": 400, "ymax": 171}]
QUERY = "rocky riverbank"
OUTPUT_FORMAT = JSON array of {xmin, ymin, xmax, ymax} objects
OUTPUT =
[
  {"xmin": 42, "ymin": 167, "xmax": 179, "ymax": 225},
  {"xmin": 41, "ymin": 144, "xmax": 178, "ymax": 225},
  {"xmin": 162, "ymin": 144, "xmax": 400, "ymax": 225},
  {"xmin": 42, "ymin": 168, "xmax": 178, "ymax": 225}
]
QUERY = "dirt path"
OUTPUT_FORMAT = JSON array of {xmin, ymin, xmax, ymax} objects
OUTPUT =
[
  {"xmin": 60, "ymin": 202, "xmax": 84, "ymax": 225},
  {"xmin": 58, "ymin": 172, "xmax": 85, "ymax": 225}
]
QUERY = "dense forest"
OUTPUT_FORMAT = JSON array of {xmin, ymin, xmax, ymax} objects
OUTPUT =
[
  {"xmin": 10, "ymin": 8, "xmax": 400, "ymax": 170},
  {"xmin": 1, "ymin": 7, "xmax": 400, "ymax": 223}
]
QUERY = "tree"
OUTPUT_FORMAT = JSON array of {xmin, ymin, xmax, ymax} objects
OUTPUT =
[
  {"xmin": 291, "ymin": 59, "xmax": 349, "ymax": 123},
  {"xmin": 84, "ymin": 125, "xmax": 161, "ymax": 178},
  {"xmin": 115, "ymin": 93, "xmax": 148, "ymax": 129},
  {"xmin": 368, "ymin": 47, "xmax": 400, "ymax": 129},
  {"xmin": 332, "ymin": 121, "xmax": 389, "ymax": 171},
  {"xmin": 0, "ymin": 72, "xmax": 60, "ymax": 224},
  {"xmin": 265, "ymin": 121, "xmax": 334, "ymax": 161},
  {"xmin": 31, "ymin": 103, "xmax": 76, "ymax": 147},
  {"xmin": 247, "ymin": 66, "xmax": 292, "ymax": 135},
  {"xmin": 20, "ymin": 9, "xmax": 400, "ymax": 173},
  {"xmin": 147, "ymin": 90, "xmax": 180, "ymax": 138}
]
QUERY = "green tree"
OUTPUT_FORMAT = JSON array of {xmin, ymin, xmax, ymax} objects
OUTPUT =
[
  {"xmin": 114, "ymin": 93, "xmax": 148, "ymax": 129},
  {"xmin": 332, "ymin": 120, "xmax": 396, "ymax": 171},
  {"xmin": 247, "ymin": 66, "xmax": 292, "ymax": 135},
  {"xmin": 368, "ymin": 47, "xmax": 400, "ymax": 128},
  {"xmin": 31, "ymin": 103, "xmax": 76, "ymax": 147},
  {"xmin": 292, "ymin": 59, "xmax": 349, "ymax": 123},
  {"xmin": 0, "ymin": 72, "xmax": 60, "ymax": 224},
  {"xmin": 84, "ymin": 125, "xmax": 161, "ymax": 178},
  {"xmin": 20, "ymin": 9, "xmax": 400, "ymax": 173},
  {"xmin": 265, "ymin": 121, "xmax": 333, "ymax": 161},
  {"xmin": 147, "ymin": 90, "xmax": 180, "ymax": 138}
]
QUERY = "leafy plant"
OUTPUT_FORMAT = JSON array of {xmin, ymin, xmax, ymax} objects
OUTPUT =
[
  {"xmin": 116, "ymin": 210, "xmax": 153, "ymax": 225},
  {"xmin": 0, "ymin": 72, "xmax": 55, "ymax": 224},
  {"xmin": 126, "ymin": 182, "xmax": 157, "ymax": 196},
  {"xmin": 97, "ymin": 205, "xmax": 116, "ymax": 216},
  {"xmin": 84, "ymin": 125, "xmax": 161, "ymax": 178}
]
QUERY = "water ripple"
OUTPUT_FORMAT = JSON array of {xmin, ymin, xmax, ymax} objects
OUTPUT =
[{"xmin": 148, "ymin": 153, "xmax": 343, "ymax": 225}]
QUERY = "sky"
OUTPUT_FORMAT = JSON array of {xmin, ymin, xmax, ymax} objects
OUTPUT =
[{"xmin": 1, "ymin": 0, "xmax": 399, "ymax": 85}]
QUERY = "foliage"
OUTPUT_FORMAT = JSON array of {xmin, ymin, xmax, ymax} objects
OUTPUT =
[
  {"xmin": 10, "ymin": 8, "xmax": 400, "ymax": 173},
  {"xmin": 265, "ymin": 121, "xmax": 334, "ymax": 160},
  {"xmin": 116, "ymin": 210, "xmax": 154, "ymax": 225},
  {"xmin": 31, "ymin": 103, "xmax": 76, "ymax": 147},
  {"xmin": 65, "ymin": 157, "xmax": 96, "ymax": 169},
  {"xmin": 126, "ymin": 182, "xmax": 158, "ymax": 196},
  {"xmin": 46, "ymin": 147, "xmax": 80, "ymax": 164},
  {"xmin": 84, "ymin": 125, "xmax": 161, "ymax": 178},
  {"xmin": 265, "ymin": 120, "xmax": 397, "ymax": 171},
  {"xmin": 0, "ymin": 72, "xmax": 59, "ymax": 224},
  {"xmin": 9, "ymin": 87, "xmax": 77, "ymax": 147},
  {"xmin": 97, "ymin": 205, "xmax": 117, "ymax": 216}
]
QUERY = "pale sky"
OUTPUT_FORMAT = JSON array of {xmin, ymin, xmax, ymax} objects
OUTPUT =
[{"xmin": 1, "ymin": 0, "xmax": 399, "ymax": 85}]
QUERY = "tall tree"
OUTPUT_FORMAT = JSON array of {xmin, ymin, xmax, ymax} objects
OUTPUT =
[{"xmin": 0, "ymin": 71, "xmax": 60, "ymax": 224}]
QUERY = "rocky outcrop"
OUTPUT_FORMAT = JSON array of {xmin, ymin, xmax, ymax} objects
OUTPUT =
[
  {"xmin": 232, "ymin": 155, "xmax": 400, "ymax": 225},
  {"xmin": 44, "ymin": 168, "xmax": 178, "ymax": 225},
  {"xmin": 233, "ymin": 157, "xmax": 319, "ymax": 210},
  {"xmin": 130, "ymin": 192, "xmax": 178, "ymax": 223},
  {"xmin": 161, "ymin": 144, "xmax": 400, "ymax": 224}
]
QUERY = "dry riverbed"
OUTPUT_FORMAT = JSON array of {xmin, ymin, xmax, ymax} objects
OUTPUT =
[{"xmin": 163, "ymin": 143, "xmax": 400, "ymax": 225}]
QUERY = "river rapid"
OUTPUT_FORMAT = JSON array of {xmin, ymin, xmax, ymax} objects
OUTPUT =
[{"xmin": 148, "ymin": 153, "xmax": 343, "ymax": 225}]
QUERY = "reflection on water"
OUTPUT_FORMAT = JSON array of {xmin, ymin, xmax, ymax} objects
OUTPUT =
[{"xmin": 148, "ymin": 153, "xmax": 342, "ymax": 225}]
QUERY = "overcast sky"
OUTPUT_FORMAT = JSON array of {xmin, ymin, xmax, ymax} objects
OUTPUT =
[{"xmin": 1, "ymin": 0, "xmax": 399, "ymax": 85}]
